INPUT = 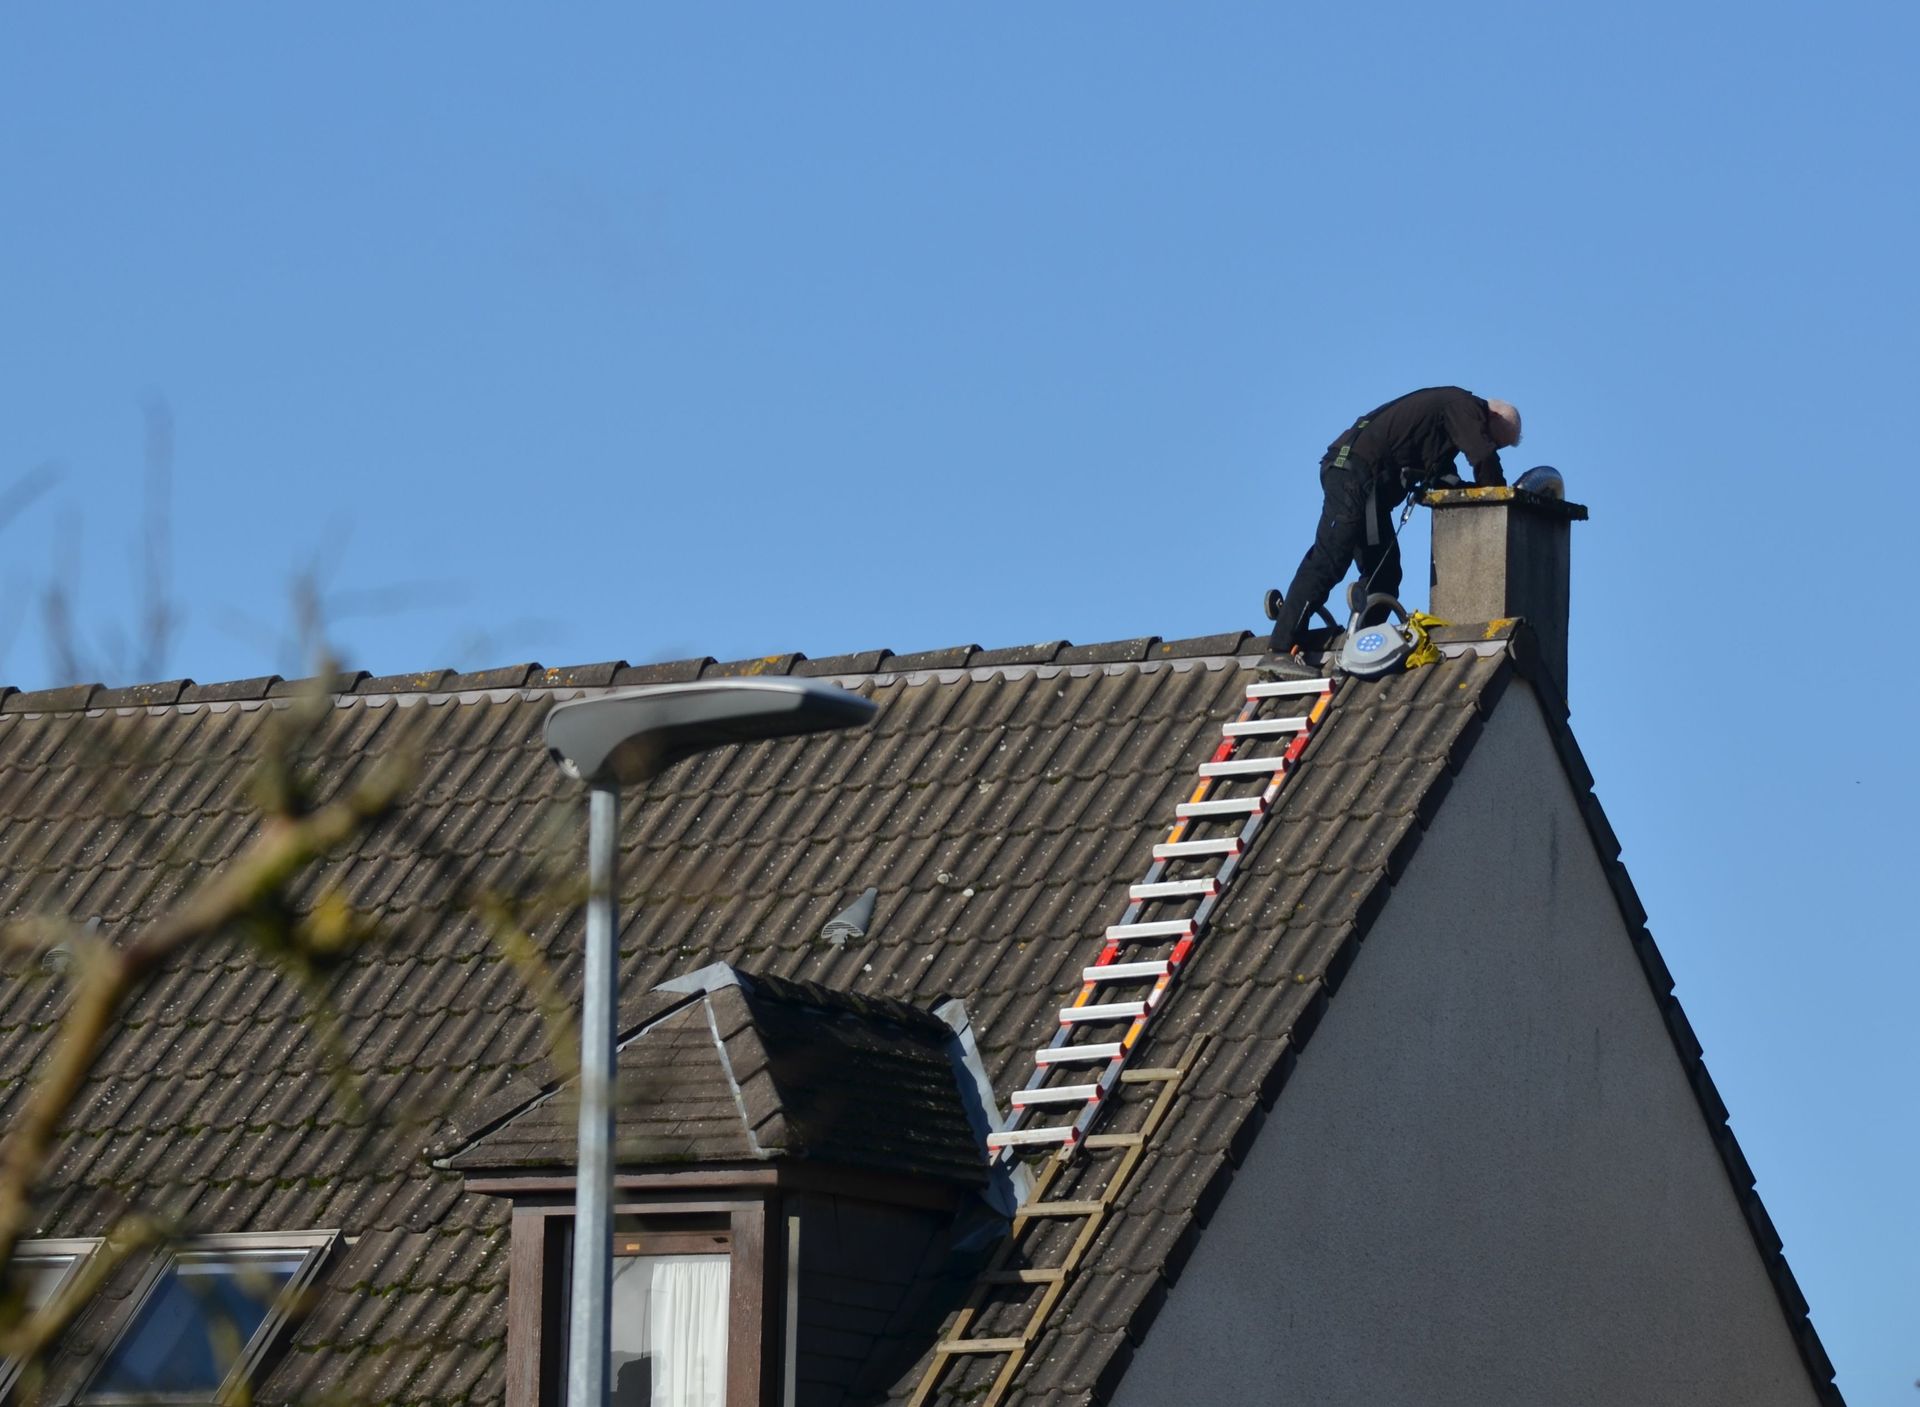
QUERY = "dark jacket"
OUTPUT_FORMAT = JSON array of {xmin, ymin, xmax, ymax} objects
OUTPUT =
[{"xmin": 1324, "ymin": 386, "xmax": 1506, "ymax": 488}]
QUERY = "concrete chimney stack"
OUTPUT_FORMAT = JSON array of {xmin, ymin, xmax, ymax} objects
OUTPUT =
[{"xmin": 1424, "ymin": 485, "xmax": 1588, "ymax": 701}]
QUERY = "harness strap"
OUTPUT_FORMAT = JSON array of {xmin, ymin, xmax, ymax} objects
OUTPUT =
[{"xmin": 1330, "ymin": 417, "xmax": 1370, "ymax": 470}]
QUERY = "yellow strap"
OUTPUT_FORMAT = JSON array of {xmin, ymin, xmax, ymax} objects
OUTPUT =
[{"xmin": 1403, "ymin": 611, "xmax": 1451, "ymax": 670}]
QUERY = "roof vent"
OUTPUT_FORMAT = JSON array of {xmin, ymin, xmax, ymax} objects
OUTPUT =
[{"xmin": 821, "ymin": 887, "xmax": 878, "ymax": 947}]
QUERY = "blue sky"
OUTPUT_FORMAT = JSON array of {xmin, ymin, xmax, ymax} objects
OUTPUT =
[{"xmin": 4, "ymin": 4, "xmax": 1915, "ymax": 1398}]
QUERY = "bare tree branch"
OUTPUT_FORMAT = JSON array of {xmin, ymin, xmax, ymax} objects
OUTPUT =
[
  {"xmin": 0, "ymin": 464, "xmax": 61, "ymax": 540},
  {"xmin": 138, "ymin": 397, "xmax": 175, "ymax": 681}
]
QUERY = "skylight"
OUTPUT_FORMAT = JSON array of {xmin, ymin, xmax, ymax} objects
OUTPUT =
[
  {"xmin": 81, "ymin": 1232, "xmax": 335, "ymax": 1403},
  {"xmin": 2, "ymin": 1239, "xmax": 100, "ymax": 1400}
]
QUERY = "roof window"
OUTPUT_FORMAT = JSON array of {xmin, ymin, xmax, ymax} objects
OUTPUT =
[
  {"xmin": 79, "ymin": 1231, "xmax": 335, "ymax": 1403},
  {"xmin": 3, "ymin": 1238, "xmax": 102, "ymax": 1399}
]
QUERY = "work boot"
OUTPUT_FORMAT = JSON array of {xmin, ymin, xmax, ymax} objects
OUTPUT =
[{"xmin": 1255, "ymin": 650, "xmax": 1320, "ymax": 682}]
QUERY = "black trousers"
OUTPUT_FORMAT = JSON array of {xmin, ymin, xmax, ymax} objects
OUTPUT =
[{"xmin": 1269, "ymin": 460, "xmax": 1402, "ymax": 652}]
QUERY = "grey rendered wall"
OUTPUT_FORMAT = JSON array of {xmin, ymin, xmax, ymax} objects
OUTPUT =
[{"xmin": 1111, "ymin": 684, "xmax": 1822, "ymax": 1407}]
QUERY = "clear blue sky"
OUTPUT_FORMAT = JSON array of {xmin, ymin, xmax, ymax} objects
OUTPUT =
[{"xmin": 4, "ymin": 5, "xmax": 1915, "ymax": 1398}]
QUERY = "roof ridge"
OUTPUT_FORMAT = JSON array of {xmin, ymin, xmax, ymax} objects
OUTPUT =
[
  {"xmin": 0, "ymin": 631, "xmax": 1244, "ymax": 716},
  {"xmin": 0, "ymin": 623, "xmax": 1530, "ymax": 718}
]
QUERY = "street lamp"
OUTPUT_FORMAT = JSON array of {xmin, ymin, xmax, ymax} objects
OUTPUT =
[{"xmin": 542, "ymin": 678, "xmax": 878, "ymax": 1407}]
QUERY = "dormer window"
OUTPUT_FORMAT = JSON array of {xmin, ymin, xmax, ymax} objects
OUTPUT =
[
  {"xmin": 605, "ymin": 1222, "xmax": 732, "ymax": 1407},
  {"xmin": 78, "ymin": 1231, "xmax": 335, "ymax": 1404},
  {"xmin": 570, "ymin": 1218, "xmax": 734, "ymax": 1407},
  {"xmin": 496, "ymin": 1202, "xmax": 761, "ymax": 1407}
]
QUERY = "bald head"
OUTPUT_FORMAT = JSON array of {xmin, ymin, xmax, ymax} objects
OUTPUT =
[{"xmin": 1486, "ymin": 398, "xmax": 1522, "ymax": 448}]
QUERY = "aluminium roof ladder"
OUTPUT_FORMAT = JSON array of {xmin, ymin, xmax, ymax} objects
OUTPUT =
[
  {"xmin": 986, "ymin": 672, "xmax": 1338, "ymax": 1160},
  {"xmin": 909, "ymin": 671, "xmax": 1339, "ymax": 1407}
]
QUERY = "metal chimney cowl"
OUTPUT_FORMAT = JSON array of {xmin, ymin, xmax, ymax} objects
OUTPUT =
[{"xmin": 1424, "ymin": 481, "xmax": 1588, "ymax": 702}]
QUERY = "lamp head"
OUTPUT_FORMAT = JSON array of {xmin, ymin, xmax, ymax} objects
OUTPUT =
[{"xmin": 544, "ymin": 678, "xmax": 877, "ymax": 787}]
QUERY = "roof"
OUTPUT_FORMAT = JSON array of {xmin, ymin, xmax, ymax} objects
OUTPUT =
[
  {"xmin": 0, "ymin": 624, "xmax": 1838, "ymax": 1405},
  {"xmin": 445, "ymin": 965, "xmax": 987, "ymax": 1186}
]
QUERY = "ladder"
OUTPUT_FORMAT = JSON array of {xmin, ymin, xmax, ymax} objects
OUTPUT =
[
  {"xmin": 986, "ymin": 672, "xmax": 1338, "ymax": 1159},
  {"xmin": 906, "ymin": 1038, "xmax": 1206, "ymax": 1407},
  {"xmin": 902, "ymin": 673, "xmax": 1339, "ymax": 1407}
]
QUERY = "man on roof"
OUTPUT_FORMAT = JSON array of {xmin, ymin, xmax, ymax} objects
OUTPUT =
[{"xmin": 1259, "ymin": 385, "xmax": 1522, "ymax": 681}]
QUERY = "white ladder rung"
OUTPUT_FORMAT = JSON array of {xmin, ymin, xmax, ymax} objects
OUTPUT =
[
  {"xmin": 1222, "ymin": 717, "xmax": 1310, "ymax": 738},
  {"xmin": 1197, "ymin": 756, "xmax": 1286, "ymax": 779},
  {"xmin": 1084, "ymin": 959, "xmax": 1169, "ymax": 982},
  {"xmin": 1061, "ymin": 1001, "xmax": 1147, "ymax": 1023},
  {"xmin": 1153, "ymin": 837, "xmax": 1242, "ymax": 859},
  {"xmin": 1011, "ymin": 1084, "xmax": 1099, "ymax": 1107},
  {"xmin": 1035, "ymin": 1042, "xmax": 1121, "ymax": 1065},
  {"xmin": 988, "ymin": 1125, "xmax": 1075, "ymax": 1149},
  {"xmin": 1175, "ymin": 797, "xmax": 1263, "ymax": 820},
  {"xmin": 1245, "ymin": 678, "xmax": 1333, "ymax": 699},
  {"xmin": 1105, "ymin": 918, "xmax": 1194, "ymax": 942},
  {"xmin": 1130, "ymin": 877, "xmax": 1218, "ymax": 899}
]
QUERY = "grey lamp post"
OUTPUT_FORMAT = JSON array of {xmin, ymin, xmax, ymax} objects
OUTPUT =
[{"xmin": 542, "ymin": 678, "xmax": 877, "ymax": 1407}]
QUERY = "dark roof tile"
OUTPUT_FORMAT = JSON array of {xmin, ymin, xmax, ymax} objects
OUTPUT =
[
  {"xmin": 357, "ymin": 669, "xmax": 455, "ymax": 694},
  {"xmin": 3, "ymin": 683, "xmax": 101, "ymax": 714},
  {"xmin": 884, "ymin": 645, "xmax": 979, "ymax": 673},
  {"xmin": 178, "ymin": 676, "xmax": 279, "ymax": 704},
  {"xmin": 267, "ymin": 671, "xmax": 369, "ymax": 698},
  {"xmin": 93, "ymin": 679, "xmax": 192, "ymax": 709},
  {"xmin": 613, "ymin": 657, "xmax": 712, "ymax": 685},
  {"xmin": 797, "ymin": 649, "xmax": 895, "ymax": 676},
  {"xmin": 1154, "ymin": 631, "xmax": 1255, "ymax": 659},
  {"xmin": 705, "ymin": 653, "xmax": 806, "ymax": 678},
  {"xmin": 971, "ymin": 641, "xmax": 1069, "ymax": 668},
  {"xmin": 1057, "ymin": 636, "xmax": 1157, "ymax": 665},
  {"xmin": 445, "ymin": 662, "xmax": 540, "ymax": 690},
  {"xmin": 529, "ymin": 660, "xmax": 620, "ymax": 688}
]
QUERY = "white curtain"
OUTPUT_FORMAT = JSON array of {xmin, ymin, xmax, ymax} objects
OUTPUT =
[{"xmin": 609, "ymin": 1254, "xmax": 730, "ymax": 1407}]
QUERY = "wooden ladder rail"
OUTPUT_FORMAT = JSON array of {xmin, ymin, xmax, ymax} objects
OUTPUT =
[{"xmin": 907, "ymin": 1037, "xmax": 1209, "ymax": 1407}]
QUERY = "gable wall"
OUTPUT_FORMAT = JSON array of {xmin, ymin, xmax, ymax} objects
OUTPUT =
[{"xmin": 1110, "ymin": 682, "xmax": 1822, "ymax": 1407}]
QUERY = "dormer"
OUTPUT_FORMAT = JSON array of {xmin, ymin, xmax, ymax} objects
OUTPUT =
[{"xmin": 437, "ymin": 965, "xmax": 998, "ymax": 1407}]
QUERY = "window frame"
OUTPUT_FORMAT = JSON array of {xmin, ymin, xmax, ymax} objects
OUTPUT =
[
  {"xmin": 76, "ymin": 1229, "xmax": 339, "ymax": 1406},
  {"xmin": 1, "ymin": 1237, "xmax": 103, "ymax": 1401},
  {"xmin": 505, "ymin": 1197, "xmax": 775, "ymax": 1407}
]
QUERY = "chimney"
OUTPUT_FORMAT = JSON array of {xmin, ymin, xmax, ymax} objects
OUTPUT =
[{"xmin": 1425, "ymin": 485, "xmax": 1588, "ymax": 700}]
